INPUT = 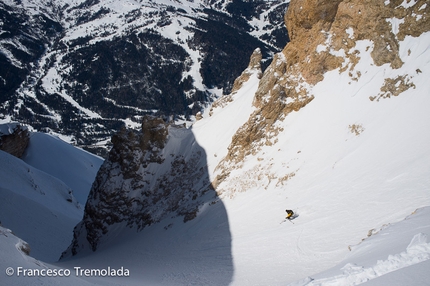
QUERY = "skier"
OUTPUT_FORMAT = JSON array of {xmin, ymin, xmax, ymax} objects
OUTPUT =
[{"xmin": 285, "ymin": 209, "xmax": 294, "ymax": 220}]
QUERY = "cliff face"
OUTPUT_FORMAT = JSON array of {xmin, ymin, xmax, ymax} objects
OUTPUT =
[
  {"xmin": 62, "ymin": 115, "xmax": 217, "ymax": 255},
  {"xmin": 285, "ymin": 0, "xmax": 429, "ymax": 83},
  {"xmin": 212, "ymin": 0, "xmax": 429, "ymax": 196}
]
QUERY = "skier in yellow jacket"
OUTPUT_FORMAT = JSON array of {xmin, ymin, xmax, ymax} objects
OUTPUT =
[{"xmin": 285, "ymin": 209, "xmax": 294, "ymax": 220}]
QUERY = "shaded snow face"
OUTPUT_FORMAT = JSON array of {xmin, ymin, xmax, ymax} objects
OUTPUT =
[
  {"xmin": 21, "ymin": 132, "xmax": 103, "ymax": 205},
  {"xmin": 61, "ymin": 116, "xmax": 233, "ymax": 285},
  {"xmin": 0, "ymin": 128, "xmax": 102, "ymax": 263},
  {"xmin": 0, "ymin": 150, "xmax": 83, "ymax": 263}
]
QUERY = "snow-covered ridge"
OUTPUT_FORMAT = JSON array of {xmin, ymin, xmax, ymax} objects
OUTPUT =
[{"xmin": 0, "ymin": 126, "xmax": 102, "ymax": 263}]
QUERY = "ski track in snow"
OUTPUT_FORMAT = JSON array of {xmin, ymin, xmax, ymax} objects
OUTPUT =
[{"xmin": 293, "ymin": 233, "xmax": 430, "ymax": 286}]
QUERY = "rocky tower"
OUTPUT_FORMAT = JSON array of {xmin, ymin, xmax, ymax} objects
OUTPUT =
[
  {"xmin": 62, "ymin": 115, "xmax": 216, "ymax": 256},
  {"xmin": 61, "ymin": 48, "xmax": 266, "ymax": 257},
  {"xmin": 212, "ymin": 0, "xmax": 429, "ymax": 196}
]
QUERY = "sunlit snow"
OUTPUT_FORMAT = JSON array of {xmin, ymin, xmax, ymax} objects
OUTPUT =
[{"xmin": 0, "ymin": 7, "xmax": 429, "ymax": 286}]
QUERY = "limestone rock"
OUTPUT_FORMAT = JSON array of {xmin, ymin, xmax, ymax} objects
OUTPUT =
[
  {"xmin": 209, "ymin": 48, "xmax": 263, "ymax": 117},
  {"xmin": 231, "ymin": 48, "xmax": 263, "ymax": 94},
  {"xmin": 212, "ymin": 0, "xmax": 430, "ymax": 196}
]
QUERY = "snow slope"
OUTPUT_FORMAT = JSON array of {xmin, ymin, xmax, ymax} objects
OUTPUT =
[
  {"xmin": 0, "ymin": 225, "xmax": 99, "ymax": 286},
  {"xmin": 22, "ymin": 132, "xmax": 103, "ymax": 204},
  {"xmin": 17, "ymin": 30, "xmax": 430, "ymax": 286},
  {"xmin": 0, "ymin": 130, "xmax": 102, "ymax": 263},
  {"xmin": 290, "ymin": 207, "xmax": 430, "ymax": 285},
  {"xmin": 0, "ymin": 150, "xmax": 83, "ymax": 262},
  {"xmin": 3, "ymin": 30, "xmax": 430, "ymax": 285},
  {"xmin": 204, "ymin": 32, "xmax": 430, "ymax": 285}
]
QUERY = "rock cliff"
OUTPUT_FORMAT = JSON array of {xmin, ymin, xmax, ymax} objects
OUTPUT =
[
  {"xmin": 62, "ymin": 115, "xmax": 216, "ymax": 255},
  {"xmin": 212, "ymin": 0, "xmax": 429, "ymax": 196}
]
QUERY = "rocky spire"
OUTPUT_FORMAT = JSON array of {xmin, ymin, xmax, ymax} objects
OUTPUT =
[
  {"xmin": 209, "ymin": 48, "xmax": 263, "ymax": 116},
  {"xmin": 230, "ymin": 48, "xmax": 263, "ymax": 94},
  {"xmin": 61, "ymin": 115, "xmax": 216, "ymax": 256}
]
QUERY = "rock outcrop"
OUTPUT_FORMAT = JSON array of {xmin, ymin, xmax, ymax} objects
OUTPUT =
[
  {"xmin": 230, "ymin": 48, "xmax": 263, "ymax": 94},
  {"xmin": 209, "ymin": 48, "xmax": 263, "ymax": 116},
  {"xmin": 212, "ymin": 0, "xmax": 429, "ymax": 196},
  {"xmin": 0, "ymin": 123, "xmax": 30, "ymax": 158},
  {"xmin": 62, "ymin": 115, "xmax": 216, "ymax": 255}
]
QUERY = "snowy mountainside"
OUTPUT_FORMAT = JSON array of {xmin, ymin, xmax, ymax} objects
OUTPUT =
[
  {"xmin": 0, "ymin": 149, "xmax": 82, "ymax": 262},
  {"xmin": 0, "ymin": 126, "xmax": 102, "ymax": 262},
  {"xmin": 22, "ymin": 132, "xmax": 103, "ymax": 204},
  {"xmin": 0, "ymin": 0, "xmax": 289, "ymax": 156},
  {"xmin": 199, "ymin": 0, "xmax": 430, "ymax": 284},
  {"xmin": 290, "ymin": 206, "xmax": 430, "ymax": 286},
  {"xmin": 0, "ymin": 0, "xmax": 429, "ymax": 285},
  {"xmin": 62, "ymin": 0, "xmax": 430, "ymax": 285},
  {"xmin": 0, "ymin": 0, "xmax": 63, "ymax": 99}
]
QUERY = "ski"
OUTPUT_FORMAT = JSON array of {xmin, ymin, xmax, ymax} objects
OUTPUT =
[{"xmin": 280, "ymin": 219, "xmax": 295, "ymax": 224}]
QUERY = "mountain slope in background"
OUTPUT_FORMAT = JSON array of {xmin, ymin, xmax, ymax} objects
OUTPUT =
[{"xmin": 0, "ymin": 0, "xmax": 289, "ymax": 156}]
